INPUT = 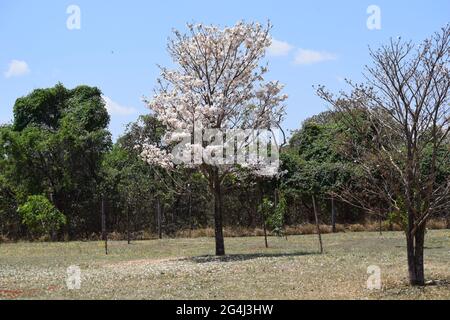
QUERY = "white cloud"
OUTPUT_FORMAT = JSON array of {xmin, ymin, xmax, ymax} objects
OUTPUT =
[
  {"xmin": 4, "ymin": 60, "xmax": 30, "ymax": 78},
  {"xmin": 294, "ymin": 49, "xmax": 337, "ymax": 65},
  {"xmin": 267, "ymin": 38, "xmax": 293, "ymax": 56},
  {"xmin": 102, "ymin": 95, "xmax": 137, "ymax": 116}
]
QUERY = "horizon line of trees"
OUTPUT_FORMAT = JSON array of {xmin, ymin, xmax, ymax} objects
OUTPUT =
[
  {"xmin": 1, "ymin": 84, "xmax": 447, "ymax": 242},
  {"xmin": 0, "ymin": 85, "xmax": 384, "ymax": 236}
]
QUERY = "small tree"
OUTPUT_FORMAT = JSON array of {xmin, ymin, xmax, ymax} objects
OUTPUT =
[
  {"xmin": 258, "ymin": 193, "xmax": 286, "ymax": 247},
  {"xmin": 270, "ymin": 192, "xmax": 286, "ymax": 237},
  {"xmin": 258, "ymin": 197, "xmax": 273, "ymax": 248},
  {"xmin": 17, "ymin": 195, "xmax": 66, "ymax": 239}
]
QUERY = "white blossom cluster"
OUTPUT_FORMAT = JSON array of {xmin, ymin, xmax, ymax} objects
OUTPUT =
[
  {"xmin": 140, "ymin": 144, "xmax": 174, "ymax": 169},
  {"xmin": 140, "ymin": 21, "xmax": 287, "ymax": 177}
]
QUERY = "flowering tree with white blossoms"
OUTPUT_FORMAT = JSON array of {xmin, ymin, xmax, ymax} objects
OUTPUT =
[{"xmin": 141, "ymin": 21, "xmax": 287, "ymax": 255}]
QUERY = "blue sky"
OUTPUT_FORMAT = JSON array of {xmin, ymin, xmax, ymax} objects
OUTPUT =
[{"xmin": 1, "ymin": 0, "xmax": 449, "ymax": 140}]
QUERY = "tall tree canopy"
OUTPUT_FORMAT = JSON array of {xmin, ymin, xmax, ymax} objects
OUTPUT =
[{"xmin": 0, "ymin": 83, "xmax": 111, "ymax": 237}]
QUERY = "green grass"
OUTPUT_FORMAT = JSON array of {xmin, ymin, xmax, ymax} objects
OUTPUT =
[{"xmin": 0, "ymin": 230, "xmax": 449, "ymax": 299}]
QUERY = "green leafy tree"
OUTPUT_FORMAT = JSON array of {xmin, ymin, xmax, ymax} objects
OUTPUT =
[
  {"xmin": 0, "ymin": 174, "xmax": 19, "ymax": 238},
  {"xmin": 258, "ymin": 193, "xmax": 286, "ymax": 240},
  {"xmin": 281, "ymin": 112, "xmax": 362, "ymax": 226},
  {"xmin": 0, "ymin": 83, "xmax": 111, "ymax": 237},
  {"xmin": 270, "ymin": 192, "xmax": 286, "ymax": 237},
  {"xmin": 17, "ymin": 195, "xmax": 66, "ymax": 239}
]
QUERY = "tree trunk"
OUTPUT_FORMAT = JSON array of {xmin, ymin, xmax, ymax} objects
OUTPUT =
[
  {"xmin": 406, "ymin": 221, "xmax": 426, "ymax": 286},
  {"xmin": 414, "ymin": 225, "xmax": 425, "ymax": 285},
  {"xmin": 262, "ymin": 216, "xmax": 268, "ymax": 248},
  {"xmin": 312, "ymin": 195, "xmax": 323, "ymax": 254},
  {"xmin": 213, "ymin": 169, "xmax": 225, "ymax": 256},
  {"xmin": 331, "ymin": 197, "xmax": 336, "ymax": 233}
]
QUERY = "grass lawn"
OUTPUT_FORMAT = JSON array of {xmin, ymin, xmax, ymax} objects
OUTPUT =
[{"xmin": 0, "ymin": 230, "xmax": 449, "ymax": 300}]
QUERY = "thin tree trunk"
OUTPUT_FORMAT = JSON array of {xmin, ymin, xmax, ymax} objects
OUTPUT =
[
  {"xmin": 262, "ymin": 218, "xmax": 268, "ymax": 248},
  {"xmin": 312, "ymin": 195, "xmax": 323, "ymax": 254},
  {"xmin": 213, "ymin": 169, "xmax": 225, "ymax": 256}
]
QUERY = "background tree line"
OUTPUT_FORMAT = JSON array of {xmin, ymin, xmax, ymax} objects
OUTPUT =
[{"xmin": 1, "ymin": 84, "xmax": 447, "ymax": 241}]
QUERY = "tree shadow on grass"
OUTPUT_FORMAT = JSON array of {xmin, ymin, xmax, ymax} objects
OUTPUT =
[
  {"xmin": 180, "ymin": 251, "xmax": 320, "ymax": 264},
  {"xmin": 395, "ymin": 245, "xmax": 444, "ymax": 249}
]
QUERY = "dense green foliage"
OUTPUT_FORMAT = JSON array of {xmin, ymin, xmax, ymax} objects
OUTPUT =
[
  {"xmin": 280, "ymin": 111, "xmax": 365, "ymax": 224},
  {"xmin": 0, "ymin": 84, "xmax": 111, "ymax": 238},
  {"xmin": 17, "ymin": 195, "xmax": 66, "ymax": 238},
  {"xmin": 0, "ymin": 84, "xmax": 447, "ymax": 240}
]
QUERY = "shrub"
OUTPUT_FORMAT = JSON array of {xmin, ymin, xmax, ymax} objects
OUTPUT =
[
  {"xmin": 348, "ymin": 224, "xmax": 365, "ymax": 232},
  {"xmin": 17, "ymin": 195, "xmax": 66, "ymax": 238},
  {"xmin": 427, "ymin": 219, "xmax": 447, "ymax": 230},
  {"xmin": 259, "ymin": 196, "xmax": 286, "ymax": 237}
]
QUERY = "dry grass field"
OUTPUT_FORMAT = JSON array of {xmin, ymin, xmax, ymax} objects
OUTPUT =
[{"xmin": 0, "ymin": 230, "xmax": 449, "ymax": 300}]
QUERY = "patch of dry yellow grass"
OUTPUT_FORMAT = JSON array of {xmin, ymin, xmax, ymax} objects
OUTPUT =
[{"xmin": 0, "ymin": 230, "xmax": 449, "ymax": 299}]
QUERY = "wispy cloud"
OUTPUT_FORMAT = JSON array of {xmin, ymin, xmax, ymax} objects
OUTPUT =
[
  {"xmin": 294, "ymin": 49, "xmax": 337, "ymax": 65},
  {"xmin": 267, "ymin": 38, "xmax": 294, "ymax": 56},
  {"xmin": 4, "ymin": 60, "xmax": 30, "ymax": 78},
  {"xmin": 102, "ymin": 95, "xmax": 137, "ymax": 116}
]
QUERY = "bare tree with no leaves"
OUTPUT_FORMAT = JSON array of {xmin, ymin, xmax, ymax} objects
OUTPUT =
[{"xmin": 318, "ymin": 25, "xmax": 450, "ymax": 286}]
